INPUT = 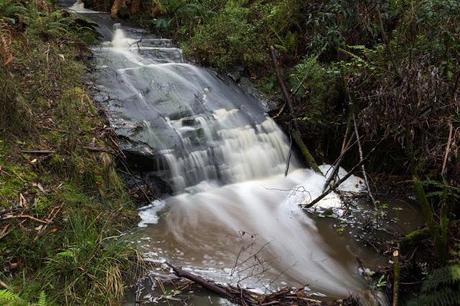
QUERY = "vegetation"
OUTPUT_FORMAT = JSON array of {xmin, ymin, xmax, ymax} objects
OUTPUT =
[
  {"xmin": 2, "ymin": 0, "xmax": 459, "ymax": 304},
  {"xmin": 0, "ymin": 0, "xmax": 143, "ymax": 304},
  {"xmin": 103, "ymin": 0, "xmax": 459, "ymax": 304}
]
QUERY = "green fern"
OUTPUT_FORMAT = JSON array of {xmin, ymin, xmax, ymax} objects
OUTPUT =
[
  {"xmin": 36, "ymin": 291, "xmax": 47, "ymax": 306},
  {"xmin": 409, "ymin": 264, "xmax": 460, "ymax": 306},
  {"xmin": 0, "ymin": 289, "xmax": 22, "ymax": 305},
  {"xmin": 409, "ymin": 287, "xmax": 460, "ymax": 306},
  {"xmin": 421, "ymin": 265, "xmax": 460, "ymax": 292}
]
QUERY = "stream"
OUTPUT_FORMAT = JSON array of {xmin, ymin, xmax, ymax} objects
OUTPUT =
[{"xmin": 67, "ymin": 2, "xmax": 422, "ymax": 305}]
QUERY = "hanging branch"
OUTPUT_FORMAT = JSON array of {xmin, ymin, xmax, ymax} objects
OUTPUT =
[{"xmin": 269, "ymin": 46, "xmax": 321, "ymax": 174}]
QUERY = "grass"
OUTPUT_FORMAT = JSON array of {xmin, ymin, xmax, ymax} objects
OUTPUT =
[{"xmin": 0, "ymin": 0, "xmax": 144, "ymax": 304}]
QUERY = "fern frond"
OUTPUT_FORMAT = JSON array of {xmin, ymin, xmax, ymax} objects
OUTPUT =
[
  {"xmin": 0, "ymin": 289, "xmax": 21, "ymax": 303},
  {"xmin": 37, "ymin": 291, "xmax": 47, "ymax": 306},
  {"xmin": 409, "ymin": 287, "xmax": 460, "ymax": 306},
  {"xmin": 422, "ymin": 264, "xmax": 460, "ymax": 292}
]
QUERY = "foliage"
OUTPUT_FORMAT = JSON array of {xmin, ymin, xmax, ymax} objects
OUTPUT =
[
  {"xmin": 414, "ymin": 178, "xmax": 453, "ymax": 263},
  {"xmin": 0, "ymin": 1, "xmax": 141, "ymax": 305},
  {"xmin": 0, "ymin": 289, "xmax": 48, "ymax": 305},
  {"xmin": 408, "ymin": 264, "xmax": 460, "ymax": 306}
]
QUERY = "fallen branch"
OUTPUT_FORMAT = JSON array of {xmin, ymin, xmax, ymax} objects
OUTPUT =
[
  {"xmin": 166, "ymin": 262, "xmax": 322, "ymax": 306},
  {"xmin": 166, "ymin": 262, "xmax": 247, "ymax": 304},
  {"xmin": 21, "ymin": 150, "xmax": 55, "ymax": 154},
  {"xmin": 322, "ymin": 126, "xmax": 355, "ymax": 192},
  {"xmin": 83, "ymin": 146, "xmax": 114, "ymax": 154},
  {"xmin": 0, "ymin": 224, "xmax": 11, "ymax": 240},
  {"xmin": 1, "ymin": 214, "xmax": 51, "ymax": 224},
  {"xmin": 302, "ymin": 138, "xmax": 385, "ymax": 209}
]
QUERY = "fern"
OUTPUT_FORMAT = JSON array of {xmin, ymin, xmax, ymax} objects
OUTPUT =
[
  {"xmin": 409, "ymin": 287, "xmax": 460, "ymax": 306},
  {"xmin": 408, "ymin": 264, "xmax": 460, "ymax": 306},
  {"xmin": 422, "ymin": 264, "xmax": 460, "ymax": 292},
  {"xmin": 0, "ymin": 289, "xmax": 22, "ymax": 304},
  {"xmin": 36, "ymin": 291, "xmax": 47, "ymax": 306}
]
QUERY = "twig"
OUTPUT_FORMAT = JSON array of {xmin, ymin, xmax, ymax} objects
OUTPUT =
[
  {"xmin": 272, "ymin": 102, "xmax": 287, "ymax": 119},
  {"xmin": 0, "ymin": 279, "xmax": 12, "ymax": 290},
  {"xmin": 322, "ymin": 127, "xmax": 355, "ymax": 192},
  {"xmin": 21, "ymin": 150, "xmax": 55, "ymax": 154},
  {"xmin": 441, "ymin": 121, "xmax": 453, "ymax": 176},
  {"xmin": 0, "ymin": 224, "xmax": 11, "ymax": 240},
  {"xmin": 353, "ymin": 113, "xmax": 377, "ymax": 206},
  {"xmin": 83, "ymin": 146, "xmax": 114, "ymax": 154},
  {"xmin": 1, "ymin": 214, "xmax": 50, "ymax": 224},
  {"xmin": 285, "ymin": 131, "xmax": 293, "ymax": 176}
]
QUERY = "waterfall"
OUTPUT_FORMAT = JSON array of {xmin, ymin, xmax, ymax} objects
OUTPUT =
[
  {"xmin": 93, "ymin": 26, "xmax": 297, "ymax": 193},
  {"xmin": 82, "ymin": 16, "xmax": 376, "ymax": 301}
]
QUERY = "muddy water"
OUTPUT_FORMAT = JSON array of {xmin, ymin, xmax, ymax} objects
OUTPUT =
[{"xmin": 66, "ymin": 3, "xmax": 422, "ymax": 305}]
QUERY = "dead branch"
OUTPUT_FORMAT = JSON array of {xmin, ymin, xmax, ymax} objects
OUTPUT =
[
  {"xmin": 1, "ymin": 214, "xmax": 51, "ymax": 224},
  {"xmin": 353, "ymin": 113, "xmax": 377, "ymax": 205},
  {"xmin": 269, "ymin": 46, "xmax": 321, "ymax": 174},
  {"xmin": 322, "ymin": 126, "xmax": 355, "ymax": 192},
  {"xmin": 83, "ymin": 145, "xmax": 115, "ymax": 154},
  {"xmin": 21, "ymin": 150, "xmax": 55, "ymax": 154},
  {"xmin": 441, "ymin": 121, "xmax": 453, "ymax": 176},
  {"xmin": 166, "ymin": 262, "xmax": 241, "ymax": 303},
  {"xmin": 303, "ymin": 138, "xmax": 385, "ymax": 209},
  {"xmin": 272, "ymin": 101, "xmax": 287, "ymax": 119},
  {"xmin": 165, "ymin": 262, "xmax": 322, "ymax": 306}
]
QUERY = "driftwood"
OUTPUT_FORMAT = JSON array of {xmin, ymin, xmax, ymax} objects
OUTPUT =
[
  {"xmin": 269, "ymin": 46, "xmax": 321, "ymax": 174},
  {"xmin": 166, "ymin": 262, "xmax": 323, "ymax": 306}
]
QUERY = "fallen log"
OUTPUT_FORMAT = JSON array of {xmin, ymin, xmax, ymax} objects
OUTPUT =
[{"xmin": 165, "ymin": 262, "xmax": 323, "ymax": 305}]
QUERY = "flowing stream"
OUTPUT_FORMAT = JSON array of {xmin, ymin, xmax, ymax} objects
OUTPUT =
[{"xmin": 64, "ymin": 3, "xmax": 421, "ymax": 305}]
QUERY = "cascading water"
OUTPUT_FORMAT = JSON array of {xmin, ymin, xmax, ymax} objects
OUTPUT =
[{"xmin": 73, "ymin": 6, "xmax": 385, "ymax": 303}]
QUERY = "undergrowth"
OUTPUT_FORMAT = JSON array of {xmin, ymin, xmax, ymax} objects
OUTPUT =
[
  {"xmin": 89, "ymin": 0, "xmax": 459, "ymax": 304},
  {"xmin": 0, "ymin": 0, "xmax": 143, "ymax": 304}
]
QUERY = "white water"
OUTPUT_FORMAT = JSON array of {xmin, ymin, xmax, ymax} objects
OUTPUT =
[
  {"xmin": 139, "ymin": 166, "xmax": 368, "ymax": 297},
  {"xmin": 81, "ymin": 13, "xmax": 379, "ymax": 302}
]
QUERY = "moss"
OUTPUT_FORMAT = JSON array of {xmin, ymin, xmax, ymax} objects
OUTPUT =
[{"xmin": 0, "ymin": 1, "xmax": 142, "ymax": 304}]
